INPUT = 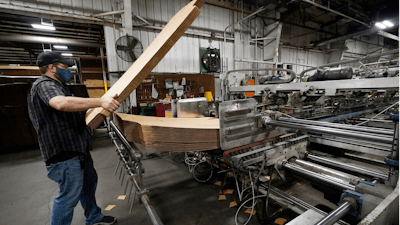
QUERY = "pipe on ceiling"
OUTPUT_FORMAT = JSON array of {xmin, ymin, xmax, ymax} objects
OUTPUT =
[
  {"xmin": 204, "ymin": 0, "xmax": 252, "ymax": 14},
  {"xmin": 298, "ymin": 48, "xmax": 399, "ymax": 80},
  {"xmin": 301, "ymin": 0, "xmax": 371, "ymax": 28},
  {"xmin": 313, "ymin": 27, "xmax": 399, "ymax": 50},
  {"xmin": 310, "ymin": 28, "xmax": 378, "ymax": 48},
  {"xmin": 0, "ymin": 34, "xmax": 105, "ymax": 48},
  {"xmin": 0, "ymin": 2, "xmax": 110, "ymax": 24}
]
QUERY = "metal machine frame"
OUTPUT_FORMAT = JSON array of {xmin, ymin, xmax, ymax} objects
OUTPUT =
[{"xmin": 109, "ymin": 120, "xmax": 164, "ymax": 225}]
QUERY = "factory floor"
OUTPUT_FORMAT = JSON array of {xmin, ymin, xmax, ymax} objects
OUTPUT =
[{"xmin": 0, "ymin": 129, "xmax": 260, "ymax": 225}]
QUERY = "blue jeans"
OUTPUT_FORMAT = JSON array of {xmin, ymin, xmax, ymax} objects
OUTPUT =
[{"xmin": 47, "ymin": 153, "xmax": 103, "ymax": 225}]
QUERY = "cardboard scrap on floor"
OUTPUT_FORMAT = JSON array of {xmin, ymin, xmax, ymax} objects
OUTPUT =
[
  {"xmin": 224, "ymin": 189, "xmax": 234, "ymax": 195},
  {"xmin": 214, "ymin": 181, "xmax": 221, "ymax": 186},
  {"xmin": 218, "ymin": 195, "xmax": 227, "ymax": 200},
  {"xmin": 245, "ymin": 208, "xmax": 256, "ymax": 215},
  {"xmin": 117, "ymin": 195, "xmax": 126, "ymax": 200},
  {"xmin": 104, "ymin": 205, "xmax": 116, "ymax": 211},
  {"xmin": 229, "ymin": 201, "xmax": 238, "ymax": 208},
  {"xmin": 275, "ymin": 217, "xmax": 287, "ymax": 225}
]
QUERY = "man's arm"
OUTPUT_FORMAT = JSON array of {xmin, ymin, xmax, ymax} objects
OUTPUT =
[{"xmin": 49, "ymin": 94, "xmax": 120, "ymax": 112}]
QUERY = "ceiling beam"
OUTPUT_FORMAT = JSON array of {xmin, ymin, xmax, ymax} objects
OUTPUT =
[
  {"xmin": 301, "ymin": 0, "xmax": 371, "ymax": 28},
  {"xmin": 377, "ymin": 30, "xmax": 399, "ymax": 41},
  {"xmin": 259, "ymin": 15, "xmax": 337, "ymax": 36}
]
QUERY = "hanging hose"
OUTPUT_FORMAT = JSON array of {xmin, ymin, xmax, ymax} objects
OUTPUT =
[{"xmin": 256, "ymin": 166, "xmax": 274, "ymax": 225}]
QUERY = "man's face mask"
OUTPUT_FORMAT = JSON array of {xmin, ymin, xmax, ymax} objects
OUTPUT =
[{"xmin": 55, "ymin": 67, "xmax": 72, "ymax": 83}]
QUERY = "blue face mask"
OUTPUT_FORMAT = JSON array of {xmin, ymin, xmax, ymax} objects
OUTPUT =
[{"xmin": 57, "ymin": 68, "xmax": 72, "ymax": 83}]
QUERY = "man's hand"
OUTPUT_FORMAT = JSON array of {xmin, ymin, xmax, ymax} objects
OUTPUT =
[{"xmin": 101, "ymin": 94, "xmax": 120, "ymax": 112}]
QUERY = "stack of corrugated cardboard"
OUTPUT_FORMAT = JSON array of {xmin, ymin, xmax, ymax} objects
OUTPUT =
[{"xmin": 115, "ymin": 113, "xmax": 219, "ymax": 152}]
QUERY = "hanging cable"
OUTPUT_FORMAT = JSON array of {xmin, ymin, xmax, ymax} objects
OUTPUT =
[
  {"xmin": 235, "ymin": 194, "xmax": 267, "ymax": 225},
  {"xmin": 355, "ymin": 101, "xmax": 399, "ymax": 126},
  {"xmin": 235, "ymin": 170, "xmax": 256, "ymax": 225},
  {"xmin": 255, "ymin": 155, "xmax": 271, "ymax": 225}
]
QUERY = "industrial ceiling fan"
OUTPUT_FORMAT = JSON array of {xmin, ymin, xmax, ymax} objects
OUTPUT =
[
  {"xmin": 115, "ymin": 35, "xmax": 143, "ymax": 62},
  {"xmin": 201, "ymin": 47, "xmax": 220, "ymax": 72}
]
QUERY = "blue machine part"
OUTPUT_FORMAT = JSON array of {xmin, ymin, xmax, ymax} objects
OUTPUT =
[
  {"xmin": 358, "ymin": 180, "xmax": 378, "ymax": 187},
  {"xmin": 340, "ymin": 190, "xmax": 363, "ymax": 217},
  {"xmin": 391, "ymin": 114, "xmax": 399, "ymax": 121},
  {"xmin": 385, "ymin": 157, "xmax": 399, "ymax": 167},
  {"xmin": 319, "ymin": 107, "xmax": 382, "ymax": 121}
]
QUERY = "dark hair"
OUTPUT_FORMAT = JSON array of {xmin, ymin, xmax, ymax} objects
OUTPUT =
[{"xmin": 39, "ymin": 62, "xmax": 59, "ymax": 74}]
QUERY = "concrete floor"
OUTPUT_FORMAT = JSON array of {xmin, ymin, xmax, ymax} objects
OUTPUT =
[{"xmin": 0, "ymin": 129, "xmax": 260, "ymax": 225}]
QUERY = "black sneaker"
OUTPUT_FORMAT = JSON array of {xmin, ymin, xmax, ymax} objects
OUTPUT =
[{"xmin": 91, "ymin": 216, "xmax": 117, "ymax": 225}]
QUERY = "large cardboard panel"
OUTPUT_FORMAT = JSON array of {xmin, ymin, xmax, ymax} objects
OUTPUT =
[{"xmin": 86, "ymin": 0, "xmax": 204, "ymax": 128}]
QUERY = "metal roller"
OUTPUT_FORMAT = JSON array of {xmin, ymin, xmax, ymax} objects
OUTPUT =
[
  {"xmin": 314, "ymin": 201, "xmax": 353, "ymax": 225},
  {"xmin": 283, "ymin": 162, "xmax": 356, "ymax": 191},
  {"xmin": 263, "ymin": 118, "xmax": 393, "ymax": 144},
  {"xmin": 278, "ymin": 117, "xmax": 393, "ymax": 136},
  {"xmin": 290, "ymin": 158, "xmax": 362, "ymax": 185},
  {"xmin": 306, "ymin": 154, "xmax": 388, "ymax": 180}
]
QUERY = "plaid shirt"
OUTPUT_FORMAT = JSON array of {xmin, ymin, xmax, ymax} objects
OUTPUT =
[{"xmin": 28, "ymin": 76, "xmax": 91, "ymax": 163}]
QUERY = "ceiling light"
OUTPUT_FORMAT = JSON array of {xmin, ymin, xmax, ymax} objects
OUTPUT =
[
  {"xmin": 383, "ymin": 20, "xmax": 394, "ymax": 27},
  {"xmin": 53, "ymin": 45, "xmax": 68, "ymax": 49},
  {"xmin": 62, "ymin": 53, "xmax": 73, "ymax": 56},
  {"xmin": 41, "ymin": 21, "xmax": 53, "ymax": 26},
  {"xmin": 43, "ymin": 49, "xmax": 52, "ymax": 52},
  {"xmin": 375, "ymin": 22, "xmax": 387, "ymax": 29},
  {"xmin": 36, "ymin": 37, "xmax": 54, "ymax": 42},
  {"xmin": 31, "ymin": 24, "xmax": 56, "ymax": 31}
]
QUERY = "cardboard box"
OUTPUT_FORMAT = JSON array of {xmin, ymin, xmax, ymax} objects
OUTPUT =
[
  {"xmin": 84, "ymin": 79, "xmax": 110, "ymax": 88},
  {"xmin": 87, "ymin": 89, "xmax": 105, "ymax": 98}
]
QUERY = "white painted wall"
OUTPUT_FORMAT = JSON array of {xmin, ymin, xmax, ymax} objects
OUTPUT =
[{"xmin": 104, "ymin": 0, "xmax": 243, "ymax": 73}]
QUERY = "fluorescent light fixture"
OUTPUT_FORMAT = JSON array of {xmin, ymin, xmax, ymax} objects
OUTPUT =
[
  {"xmin": 375, "ymin": 22, "xmax": 387, "ymax": 29},
  {"xmin": 36, "ymin": 37, "xmax": 54, "ymax": 42},
  {"xmin": 383, "ymin": 20, "xmax": 394, "ymax": 27},
  {"xmin": 62, "ymin": 53, "xmax": 73, "ymax": 57},
  {"xmin": 43, "ymin": 49, "xmax": 52, "ymax": 52},
  {"xmin": 53, "ymin": 45, "xmax": 68, "ymax": 49},
  {"xmin": 31, "ymin": 24, "xmax": 56, "ymax": 30}
]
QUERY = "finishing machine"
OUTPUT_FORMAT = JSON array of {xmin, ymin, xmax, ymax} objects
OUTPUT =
[
  {"xmin": 204, "ymin": 50, "xmax": 398, "ymax": 224},
  {"xmin": 213, "ymin": 98, "xmax": 398, "ymax": 225},
  {"xmin": 107, "ymin": 50, "xmax": 399, "ymax": 225}
]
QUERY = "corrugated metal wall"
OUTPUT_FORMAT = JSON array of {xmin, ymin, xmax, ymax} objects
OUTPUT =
[
  {"xmin": 105, "ymin": 0, "xmax": 267, "ymax": 73},
  {"xmin": 280, "ymin": 46, "xmax": 328, "ymax": 75},
  {"xmin": 105, "ymin": 24, "xmax": 237, "ymax": 73}
]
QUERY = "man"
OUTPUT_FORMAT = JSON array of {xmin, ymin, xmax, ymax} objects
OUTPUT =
[{"xmin": 27, "ymin": 52, "xmax": 120, "ymax": 225}]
